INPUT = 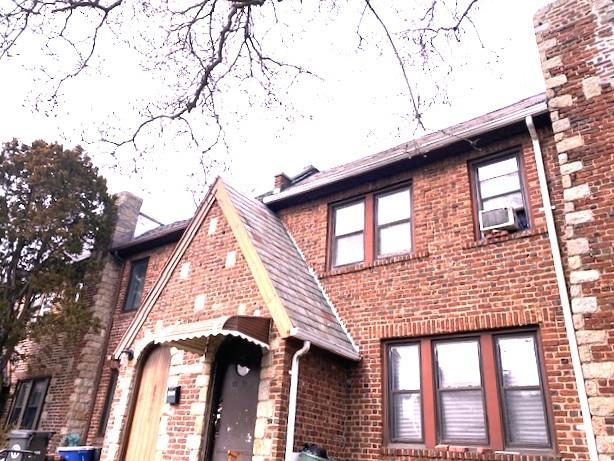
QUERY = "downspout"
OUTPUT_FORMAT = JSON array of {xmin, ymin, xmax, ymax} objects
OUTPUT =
[
  {"xmin": 285, "ymin": 340, "xmax": 311, "ymax": 461},
  {"xmin": 525, "ymin": 116, "xmax": 598, "ymax": 461}
]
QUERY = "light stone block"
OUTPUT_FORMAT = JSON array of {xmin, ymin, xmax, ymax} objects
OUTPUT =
[
  {"xmin": 576, "ymin": 330, "xmax": 607, "ymax": 345},
  {"xmin": 583, "ymin": 76, "xmax": 602, "ymax": 99},
  {"xmin": 583, "ymin": 361, "xmax": 614, "ymax": 379},
  {"xmin": 546, "ymin": 74, "xmax": 567, "ymax": 88},
  {"xmin": 225, "ymin": 250, "xmax": 237, "ymax": 268},
  {"xmin": 564, "ymin": 184, "xmax": 590, "ymax": 201},
  {"xmin": 208, "ymin": 217, "xmax": 218, "ymax": 235},
  {"xmin": 589, "ymin": 397, "xmax": 614, "ymax": 417},
  {"xmin": 565, "ymin": 210, "xmax": 593, "ymax": 225},
  {"xmin": 560, "ymin": 160, "xmax": 582, "ymax": 175},
  {"xmin": 572, "ymin": 297, "xmax": 598, "ymax": 313},
  {"xmin": 556, "ymin": 134, "xmax": 584, "ymax": 153},
  {"xmin": 179, "ymin": 262, "xmax": 191, "ymax": 280},
  {"xmin": 549, "ymin": 94, "xmax": 572, "ymax": 108},
  {"xmin": 567, "ymin": 238, "xmax": 589, "ymax": 256},
  {"xmin": 568, "ymin": 255, "xmax": 582, "ymax": 269},
  {"xmin": 194, "ymin": 294, "xmax": 207, "ymax": 311},
  {"xmin": 570, "ymin": 269, "xmax": 600, "ymax": 284}
]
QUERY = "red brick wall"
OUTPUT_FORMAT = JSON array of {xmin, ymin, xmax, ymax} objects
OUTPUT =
[
  {"xmin": 535, "ymin": 1, "xmax": 614, "ymax": 458},
  {"xmin": 103, "ymin": 202, "xmax": 291, "ymax": 461},
  {"xmin": 293, "ymin": 345, "xmax": 351, "ymax": 459},
  {"xmin": 280, "ymin": 131, "xmax": 590, "ymax": 461},
  {"xmin": 6, "ymin": 281, "xmax": 97, "ymax": 450},
  {"xmin": 87, "ymin": 241, "xmax": 176, "ymax": 446}
]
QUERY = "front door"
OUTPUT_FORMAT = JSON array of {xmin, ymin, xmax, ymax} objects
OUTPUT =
[
  {"xmin": 206, "ymin": 339, "xmax": 262, "ymax": 461},
  {"xmin": 123, "ymin": 346, "xmax": 171, "ymax": 461}
]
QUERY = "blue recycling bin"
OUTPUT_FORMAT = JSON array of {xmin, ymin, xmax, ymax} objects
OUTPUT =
[{"xmin": 57, "ymin": 447, "xmax": 96, "ymax": 461}]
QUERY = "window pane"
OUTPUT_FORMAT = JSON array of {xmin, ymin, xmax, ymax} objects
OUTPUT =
[
  {"xmin": 498, "ymin": 336, "xmax": 540, "ymax": 387},
  {"xmin": 334, "ymin": 233, "xmax": 364, "ymax": 266},
  {"xmin": 390, "ymin": 344, "xmax": 420, "ymax": 391},
  {"xmin": 334, "ymin": 201, "xmax": 364, "ymax": 236},
  {"xmin": 98, "ymin": 369, "xmax": 119, "ymax": 436},
  {"xmin": 21, "ymin": 379, "xmax": 47, "ymax": 429},
  {"xmin": 436, "ymin": 340, "xmax": 481, "ymax": 389},
  {"xmin": 479, "ymin": 172, "xmax": 521, "ymax": 199},
  {"xmin": 8, "ymin": 382, "xmax": 29, "ymax": 426},
  {"xmin": 504, "ymin": 390, "xmax": 549, "ymax": 446},
  {"xmin": 477, "ymin": 157, "xmax": 518, "ymax": 181},
  {"xmin": 377, "ymin": 188, "xmax": 411, "ymax": 225},
  {"xmin": 124, "ymin": 259, "xmax": 148, "ymax": 311},
  {"xmin": 482, "ymin": 191, "xmax": 524, "ymax": 211},
  {"xmin": 440, "ymin": 391, "xmax": 487, "ymax": 443},
  {"xmin": 378, "ymin": 222, "xmax": 411, "ymax": 257},
  {"xmin": 392, "ymin": 393, "xmax": 422, "ymax": 441}
]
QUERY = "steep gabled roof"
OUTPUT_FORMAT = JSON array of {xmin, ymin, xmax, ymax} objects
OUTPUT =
[
  {"xmin": 220, "ymin": 183, "xmax": 358, "ymax": 360},
  {"xmin": 114, "ymin": 178, "xmax": 359, "ymax": 361}
]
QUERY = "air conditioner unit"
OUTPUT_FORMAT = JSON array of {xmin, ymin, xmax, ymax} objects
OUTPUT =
[{"xmin": 479, "ymin": 207, "xmax": 519, "ymax": 232}]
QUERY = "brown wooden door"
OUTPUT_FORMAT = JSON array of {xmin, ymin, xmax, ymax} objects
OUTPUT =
[{"xmin": 123, "ymin": 346, "xmax": 171, "ymax": 461}]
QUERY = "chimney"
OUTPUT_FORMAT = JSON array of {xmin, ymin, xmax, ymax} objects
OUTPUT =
[
  {"xmin": 273, "ymin": 173, "xmax": 291, "ymax": 193},
  {"xmin": 112, "ymin": 191, "xmax": 143, "ymax": 245}
]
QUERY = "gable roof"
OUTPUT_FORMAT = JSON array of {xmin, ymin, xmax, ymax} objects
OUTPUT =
[
  {"xmin": 111, "ymin": 219, "xmax": 190, "ymax": 257},
  {"xmin": 114, "ymin": 178, "xmax": 359, "ymax": 361},
  {"xmin": 220, "ymin": 182, "xmax": 358, "ymax": 359},
  {"xmin": 263, "ymin": 93, "xmax": 548, "ymax": 205}
]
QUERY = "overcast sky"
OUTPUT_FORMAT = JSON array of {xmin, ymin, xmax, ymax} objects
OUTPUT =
[{"xmin": 0, "ymin": 0, "xmax": 552, "ymax": 229}]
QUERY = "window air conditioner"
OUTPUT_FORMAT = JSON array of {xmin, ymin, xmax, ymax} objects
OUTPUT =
[{"xmin": 479, "ymin": 207, "xmax": 519, "ymax": 232}]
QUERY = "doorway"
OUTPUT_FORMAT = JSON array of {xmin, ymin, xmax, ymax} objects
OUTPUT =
[
  {"xmin": 123, "ymin": 346, "xmax": 171, "ymax": 461},
  {"xmin": 204, "ymin": 338, "xmax": 263, "ymax": 461}
]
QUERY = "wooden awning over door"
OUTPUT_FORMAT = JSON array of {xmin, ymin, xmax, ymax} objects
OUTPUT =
[{"xmin": 153, "ymin": 315, "xmax": 271, "ymax": 355}]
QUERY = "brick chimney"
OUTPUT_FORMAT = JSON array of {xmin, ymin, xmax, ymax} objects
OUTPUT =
[
  {"xmin": 111, "ymin": 191, "xmax": 143, "ymax": 245},
  {"xmin": 535, "ymin": 1, "xmax": 613, "ymax": 459},
  {"xmin": 273, "ymin": 173, "xmax": 291, "ymax": 193}
]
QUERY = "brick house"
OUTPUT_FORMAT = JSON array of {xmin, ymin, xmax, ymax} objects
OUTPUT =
[{"xmin": 3, "ymin": 1, "xmax": 611, "ymax": 460}]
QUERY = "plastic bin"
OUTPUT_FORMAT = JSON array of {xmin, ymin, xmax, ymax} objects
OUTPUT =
[
  {"xmin": 57, "ymin": 447, "xmax": 97, "ymax": 461},
  {"xmin": 6, "ymin": 430, "xmax": 53, "ymax": 461}
]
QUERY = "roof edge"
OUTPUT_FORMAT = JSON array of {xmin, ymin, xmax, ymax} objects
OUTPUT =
[{"xmin": 263, "ymin": 94, "xmax": 548, "ymax": 205}]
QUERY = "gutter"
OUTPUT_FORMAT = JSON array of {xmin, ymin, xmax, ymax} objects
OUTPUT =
[
  {"xmin": 525, "ymin": 115, "xmax": 598, "ymax": 461},
  {"xmin": 264, "ymin": 97, "xmax": 547, "ymax": 205},
  {"xmin": 285, "ymin": 340, "xmax": 311, "ymax": 461}
]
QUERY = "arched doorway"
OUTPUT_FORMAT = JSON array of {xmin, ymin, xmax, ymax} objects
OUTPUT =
[
  {"xmin": 123, "ymin": 346, "xmax": 171, "ymax": 461},
  {"xmin": 204, "ymin": 338, "xmax": 263, "ymax": 461}
]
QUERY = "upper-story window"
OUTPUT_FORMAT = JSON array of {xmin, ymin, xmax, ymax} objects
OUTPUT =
[
  {"xmin": 8, "ymin": 377, "xmax": 50, "ymax": 429},
  {"xmin": 123, "ymin": 258, "xmax": 149, "ymax": 312},
  {"xmin": 472, "ymin": 152, "xmax": 529, "ymax": 234},
  {"xmin": 385, "ymin": 330, "xmax": 551, "ymax": 450},
  {"xmin": 332, "ymin": 200, "xmax": 365, "ymax": 267},
  {"xmin": 376, "ymin": 188, "xmax": 412, "ymax": 257},
  {"xmin": 330, "ymin": 185, "xmax": 412, "ymax": 268}
]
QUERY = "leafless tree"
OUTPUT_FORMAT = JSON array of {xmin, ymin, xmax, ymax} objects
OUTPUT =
[{"xmin": 0, "ymin": 0, "xmax": 482, "ymax": 157}]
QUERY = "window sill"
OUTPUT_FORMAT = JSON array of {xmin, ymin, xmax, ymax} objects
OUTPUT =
[
  {"xmin": 381, "ymin": 445, "xmax": 559, "ymax": 461},
  {"xmin": 462, "ymin": 226, "xmax": 547, "ymax": 250},
  {"xmin": 321, "ymin": 251, "xmax": 430, "ymax": 278}
]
